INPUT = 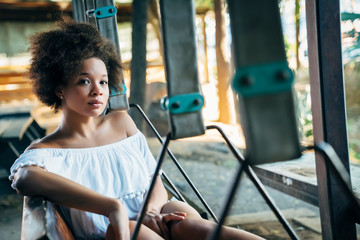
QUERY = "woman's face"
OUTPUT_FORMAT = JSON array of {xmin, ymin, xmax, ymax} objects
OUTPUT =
[{"xmin": 60, "ymin": 57, "xmax": 109, "ymax": 117}]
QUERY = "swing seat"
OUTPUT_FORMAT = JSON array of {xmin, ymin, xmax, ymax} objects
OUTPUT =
[{"xmin": 21, "ymin": 197, "xmax": 75, "ymax": 240}]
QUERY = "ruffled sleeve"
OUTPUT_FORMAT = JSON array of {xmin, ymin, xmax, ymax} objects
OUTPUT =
[{"xmin": 8, "ymin": 150, "xmax": 47, "ymax": 188}]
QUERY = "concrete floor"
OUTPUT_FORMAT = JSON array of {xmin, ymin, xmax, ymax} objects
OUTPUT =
[{"xmin": 0, "ymin": 194, "xmax": 22, "ymax": 240}]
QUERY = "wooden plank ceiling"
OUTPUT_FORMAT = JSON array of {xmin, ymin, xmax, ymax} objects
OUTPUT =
[{"xmin": 0, "ymin": 0, "xmax": 132, "ymax": 22}]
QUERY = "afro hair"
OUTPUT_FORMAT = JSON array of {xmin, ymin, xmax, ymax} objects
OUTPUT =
[{"xmin": 29, "ymin": 19, "xmax": 123, "ymax": 110}]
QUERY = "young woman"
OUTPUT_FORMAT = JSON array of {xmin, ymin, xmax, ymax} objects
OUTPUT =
[{"xmin": 9, "ymin": 20, "xmax": 263, "ymax": 240}]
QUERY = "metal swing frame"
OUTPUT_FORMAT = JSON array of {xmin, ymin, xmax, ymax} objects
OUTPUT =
[
  {"xmin": 130, "ymin": 99, "xmax": 306, "ymax": 240},
  {"xmin": 131, "ymin": 105, "xmax": 360, "ymax": 240},
  {"xmin": 18, "ymin": 0, "xmax": 359, "ymax": 239}
]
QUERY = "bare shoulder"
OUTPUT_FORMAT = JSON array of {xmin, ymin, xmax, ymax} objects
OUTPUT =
[
  {"xmin": 25, "ymin": 133, "xmax": 61, "ymax": 151},
  {"xmin": 106, "ymin": 110, "xmax": 138, "ymax": 136},
  {"xmin": 25, "ymin": 140, "xmax": 43, "ymax": 151}
]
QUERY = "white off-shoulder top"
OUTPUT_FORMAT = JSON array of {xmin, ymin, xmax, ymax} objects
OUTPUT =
[{"xmin": 9, "ymin": 130, "xmax": 158, "ymax": 239}]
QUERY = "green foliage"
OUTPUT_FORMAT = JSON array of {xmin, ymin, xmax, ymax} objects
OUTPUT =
[
  {"xmin": 283, "ymin": 36, "xmax": 291, "ymax": 59},
  {"xmin": 349, "ymin": 143, "xmax": 360, "ymax": 164},
  {"xmin": 294, "ymin": 82, "xmax": 313, "ymax": 143},
  {"xmin": 341, "ymin": 12, "xmax": 360, "ymax": 63}
]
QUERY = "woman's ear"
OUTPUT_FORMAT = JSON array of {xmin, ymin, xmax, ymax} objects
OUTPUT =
[{"xmin": 55, "ymin": 88, "xmax": 64, "ymax": 100}]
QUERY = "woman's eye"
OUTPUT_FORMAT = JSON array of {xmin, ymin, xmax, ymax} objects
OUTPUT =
[
  {"xmin": 100, "ymin": 80, "xmax": 108, "ymax": 85},
  {"xmin": 79, "ymin": 79, "xmax": 90, "ymax": 85}
]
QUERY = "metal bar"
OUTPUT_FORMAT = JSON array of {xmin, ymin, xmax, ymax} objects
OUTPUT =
[
  {"xmin": 131, "ymin": 133, "xmax": 171, "ymax": 240},
  {"xmin": 72, "ymin": 0, "xmax": 86, "ymax": 22},
  {"xmin": 252, "ymin": 166, "xmax": 319, "ymax": 206},
  {"xmin": 72, "ymin": 0, "xmax": 128, "ymax": 110},
  {"xmin": 228, "ymin": 1, "xmax": 285, "ymax": 65},
  {"xmin": 208, "ymin": 159, "xmax": 246, "ymax": 240},
  {"xmin": 28, "ymin": 125, "xmax": 41, "ymax": 139},
  {"xmin": 130, "ymin": 103, "xmax": 219, "ymax": 222},
  {"xmin": 305, "ymin": 0, "xmax": 356, "ymax": 238},
  {"xmin": 130, "ymin": 104, "xmax": 186, "ymax": 202},
  {"xmin": 94, "ymin": 0, "xmax": 129, "ymax": 111},
  {"xmin": 84, "ymin": 0, "xmax": 97, "ymax": 26},
  {"xmin": 227, "ymin": 0, "xmax": 301, "ymax": 165},
  {"xmin": 207, "ymin": 125, "xmax": 299, "ymax": 240},
  {"xmin": 313, "ymin": 143, "xmax": 360, "ymax": 222},
  {"xmin": 206, "ymin": 125, "xmax": 245, "ymax": 160},
  {"xmin": 129, "ymin": 0, "xmax": 148, "ymax": 115},
  {"xmin": 161, "ymin": 172, "xmax": 187, "ymax": 202},
  {"xmin": 159, "ymin": 0, "xmax": 205, "ymax": 139},
  {"xmin": 7, "ymin": 142, "xmax": 20, "ymax": 158},
  {"xmin": 246, "ymin": 167, "xmax": 300, "ymax": 240},
  {"xmin": 94, "ymin": 0, "xmax": 119, "ymax": 55}
]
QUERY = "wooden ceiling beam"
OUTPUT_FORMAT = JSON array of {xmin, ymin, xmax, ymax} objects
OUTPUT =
[
  {"xmin": 0, "ymin": 1, "xmax": 208, "ymax": 22},
  {"xmin": 0, "ymin": 1, "xmax": 132, "ymax": 22}
]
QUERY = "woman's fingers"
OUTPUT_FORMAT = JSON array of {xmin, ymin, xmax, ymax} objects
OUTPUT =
[
  {"xmin": 162, "ymin": 212, "xmax": 186, "ymax": 222},
  {"xmin": 158, "ymin": 212, "xmax": 186, "ymax": 240},
  {"xmin": 156, "ymin": 217, "xmax": 169, "ymax": 240},
  {"xmin": 142, "ymin": 212, "xmax": 163, "ymax": 236},
  {"xmin": 172, "ymin": 211, "xmax": 187, "ymax": 217},
  {"xmin": 141, "ymin": 211, "xmax": 186, "ymax": 240}
]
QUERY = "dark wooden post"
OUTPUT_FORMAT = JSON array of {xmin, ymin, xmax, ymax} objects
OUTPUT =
[{"xmin": 305, "ymin": 0, "xmax": 357, "ymax": 239}]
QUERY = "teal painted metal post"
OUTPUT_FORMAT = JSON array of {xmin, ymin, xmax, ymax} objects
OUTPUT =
[
  {"xmin": 159, "ymin": 0, "xmax": 205, "ymax": 139},
  {"xmin": 228, "ymin": 0, "xmax": 301, "ymax": 165}
]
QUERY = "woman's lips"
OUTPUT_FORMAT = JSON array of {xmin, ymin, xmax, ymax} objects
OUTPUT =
[{"xmin": 88, "ymin": 100, "xmax": 103, "ymax": 108}]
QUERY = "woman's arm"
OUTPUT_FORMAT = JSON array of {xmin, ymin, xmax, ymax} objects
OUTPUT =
[
  {"xmin": 13, "ymin": 166, "xmax": 130, "ymax": 239},
  {"xmin": 145, "ymin": 175, "xmax": 169, "ymax": 213}
]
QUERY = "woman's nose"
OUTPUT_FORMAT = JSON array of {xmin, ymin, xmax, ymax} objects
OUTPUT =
[{"xmin": 91, "ymin": 84, "xmax": 103, "ymax": 96}]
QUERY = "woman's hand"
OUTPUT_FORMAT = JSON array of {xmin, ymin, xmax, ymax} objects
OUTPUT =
[
  {"xmin": 141, "ymin": 211, "xmax": 186, "ymax": 239},
  {"xmin": 106, "ymin": 201, "xmax": 130, "ymax": 240}
]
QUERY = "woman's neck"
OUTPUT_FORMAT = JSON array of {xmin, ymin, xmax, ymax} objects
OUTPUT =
[{"xmin": 56, "ymin": 110, "xmax": 103, "ymax": 139}]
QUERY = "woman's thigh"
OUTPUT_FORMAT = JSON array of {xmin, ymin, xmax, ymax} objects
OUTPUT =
[
  {"xmin": 160, "ymin": 200, "xmax": 263, "ymax": 240},
  {"xmin": 106, "ymin": 221, "xmax": 164, "ymax": 240}
]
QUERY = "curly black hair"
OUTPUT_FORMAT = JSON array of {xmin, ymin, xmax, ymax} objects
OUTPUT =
[{"xmin": 29, "ymin": 19, "xmax": 123, "ymax": 111}]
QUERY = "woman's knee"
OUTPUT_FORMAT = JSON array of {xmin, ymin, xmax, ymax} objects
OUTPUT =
[{"xmin": 167, "ymin": 218, "xmax": 215, "ymax": 240}]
